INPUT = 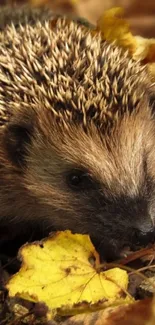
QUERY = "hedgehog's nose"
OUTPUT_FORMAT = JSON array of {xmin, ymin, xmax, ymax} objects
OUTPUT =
[{"xmin": 133, "ymin": 226, "xmax": 155, "ymax": 246}]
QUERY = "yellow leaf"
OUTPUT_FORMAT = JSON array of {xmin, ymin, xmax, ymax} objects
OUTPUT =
[
  {"xmin": 133, "ymin": 37, "xmax": 155, "ymax": 79},
  {"xmin": 96, "ymin": 7, "xmax": 137, "ymax": 54},
  {"xmin": 7, "ymin": 231, "xmax": 133, "ymax": 318},
  {"xmin": 133, "ymin": 37, "xmax": 155, "ymax": 62},
  {"xmin": 95, "ymin": 7, "xmax": 155, "ymax": 79}
]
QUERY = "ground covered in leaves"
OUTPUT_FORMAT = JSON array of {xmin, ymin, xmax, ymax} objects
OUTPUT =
[{"xmin": 1, "ymin": 231, "xmax": 155, "ymax": 325}]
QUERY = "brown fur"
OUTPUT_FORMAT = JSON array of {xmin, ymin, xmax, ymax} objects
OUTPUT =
[{"xmin": 0, "ymin": 6, "xmax": 155, "ymax": 259}]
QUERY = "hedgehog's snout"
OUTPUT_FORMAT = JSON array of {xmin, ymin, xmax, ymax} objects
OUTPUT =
[
  {"xmin": 131, "ymin": 221, "xmax": 155, "ymax": 248},
  {"xmin": 126, "ymin": 201, "xmax": 155, "ymax": 249},
  {"xmin": 91, "ymin": 196, "xmax": 155, "ymax": 261}
]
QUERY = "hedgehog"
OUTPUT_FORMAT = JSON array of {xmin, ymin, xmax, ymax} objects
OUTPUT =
[{"xmin": 0, "ymin": 5, "xmax": 155, "ymax": 261}]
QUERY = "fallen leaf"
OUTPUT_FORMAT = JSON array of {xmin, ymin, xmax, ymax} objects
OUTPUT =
[
  {"xmin": 95, "ymin": 7, "xmax": 137, "ymax": 53},
  {"xmin": 61, "ymin": 298, "xmax": 155, "ymax": 325},
  {"xmin": 134, "ymin": 37, "xmax": 155, "ymax": 79},
  {"xmin": 96, "ymin": 7, "xmax": 155, "ymax": 79},
  {"xmin": 7, "ymin": 231, "xmax": 133, "ymax": 318}
]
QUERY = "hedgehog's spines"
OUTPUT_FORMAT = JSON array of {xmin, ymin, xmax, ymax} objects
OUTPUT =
[{"xmin": 0, "ymin": 5, "xmax": 152, "ymax": 135}]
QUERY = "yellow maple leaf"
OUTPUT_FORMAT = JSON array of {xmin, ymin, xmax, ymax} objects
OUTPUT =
[
  {"xmin": 7, "ymin": 231, "xmax": 133, "ymax": 318},
  {"xmin": 95, "ymin": 7, "xmax": 137, "ymax": 54},
  {"xmin": 96, "ymin": 7, "xmax": 155, "ymax": 79}
]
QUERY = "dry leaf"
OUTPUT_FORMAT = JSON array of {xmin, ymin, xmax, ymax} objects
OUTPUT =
[
  {"xmin": 7, "ymin": 231, "xmax": 133, "ymax": 319},
  {"xmin": 95, "ymin": 7, "xmax": 137, "ymax": 53},
  {"xmin": 61, "ymin": 298, "xmax": 155, "ymax": 325},
  {"xmin": 96, "ymin": 7, "xmax": 155, "ymax": 79}
]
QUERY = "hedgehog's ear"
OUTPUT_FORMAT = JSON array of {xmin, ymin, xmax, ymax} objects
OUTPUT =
[{"xmin": 4, "ymin": 109, "xmax": 36, "ymax": 167}]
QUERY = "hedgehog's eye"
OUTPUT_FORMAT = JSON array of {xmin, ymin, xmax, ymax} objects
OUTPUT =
[{"xmin": 67, "ymin": 170, "xmax": 92, "ymax": 191}]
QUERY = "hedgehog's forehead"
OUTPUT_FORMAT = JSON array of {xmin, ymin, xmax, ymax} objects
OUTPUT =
[{"xmin": 43, "ymin": 109, "xmax": 155, "ymax": 197}]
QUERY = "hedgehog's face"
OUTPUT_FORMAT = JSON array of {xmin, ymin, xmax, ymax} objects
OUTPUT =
[{"xmin": 4, "ymin": 104, "xmax": 155, "ymax": 260}]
